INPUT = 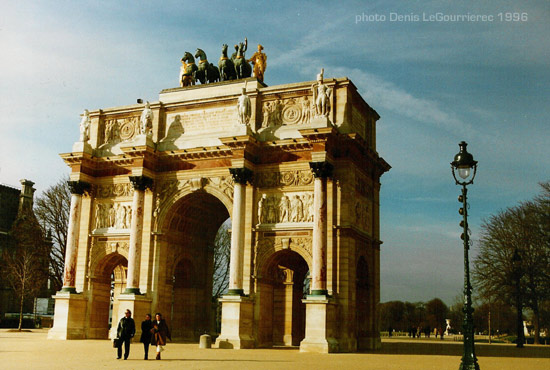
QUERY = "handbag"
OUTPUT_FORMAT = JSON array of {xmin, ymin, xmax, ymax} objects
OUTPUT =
[{"xmin": 113, "ymin": 338, "xmax": 120, "ymax": 348}]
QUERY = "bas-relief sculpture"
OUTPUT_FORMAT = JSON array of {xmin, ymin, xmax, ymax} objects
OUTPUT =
[
  {"xmin": 261, "ymin": 97, "xmax": 315, "ymax": 128},
  {"xmin": 94, "ymin": 202, "xmax": 132, "ymax": 230},
  {"xmin": 256, "ymin": 192, "xmax": 314, "ymax": 225},
  {"xmin": 255, "ymin": 170, "xmax": 314, "ymax": 188}
]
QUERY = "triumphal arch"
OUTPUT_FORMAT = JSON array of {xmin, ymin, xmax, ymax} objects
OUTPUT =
[{"xmin": 48, "ymin": 68, "xmax": 389, "ymax": 352}]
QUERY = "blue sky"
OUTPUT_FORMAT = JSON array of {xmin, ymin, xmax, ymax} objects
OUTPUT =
[{"xmin": 1, "ymin": 1, "xmax": 548, "ymax": 304}]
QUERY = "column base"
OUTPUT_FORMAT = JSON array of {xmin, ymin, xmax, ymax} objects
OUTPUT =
[
  {"xmin": 60, "ymin": 287, "xmax": 77, "ymax": 294},
  {"xmin": 111, "ymin": 293, "xmax": 152, "ymax": 339},
  {"xmin": 215, "ymin": 295, "xmax": 255, "ymax": 349},
  {"xmin": 123, "ymin": 287, "xmax": 142, "ymax": 295},
  {"xmin": 300, "ymin": 295, "xmax": 339, "ymax": 353},
  {"xmin": 226, "ymin": 288, "xmax": 244, "ymax": 296},
  {"xmin": 48, "ymin": 291, "xmax": 88, "ymax": 340}
]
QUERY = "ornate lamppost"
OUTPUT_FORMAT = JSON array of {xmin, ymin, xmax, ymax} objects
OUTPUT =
[{"xmin": 451, "ymin": 141, "xmax": 480, "ymax": 370}]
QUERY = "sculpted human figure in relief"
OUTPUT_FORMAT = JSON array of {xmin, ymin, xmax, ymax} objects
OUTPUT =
[
  {"xmin": 79, "ymin": 109, "xmax": 91, "ymax": 142},
  {"xmin": 311, "ymin": 68, "xmax": 332, "ymax": 117},
  {"xmin": 140, "ymin": 101, "xmax": 153, "ymax": 137}
]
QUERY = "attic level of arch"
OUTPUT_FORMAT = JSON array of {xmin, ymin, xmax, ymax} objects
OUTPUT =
[{"xmin": 62, "ymin": 129, "xmax": 388, "ymax": 180}]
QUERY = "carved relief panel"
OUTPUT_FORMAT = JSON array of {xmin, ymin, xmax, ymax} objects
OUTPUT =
[
  {"xmin": 94, "ymin": 202, "xmax": 133, "ymax": 231},
  {"xmin": 101, "ymin": 116, "xmax": 140, "ymax": 146},
  {"xmin": 261, "ymin": 96, "xmax": 316, "ymax": 128},
  {"xmin": 256, "ymin": 192, "xmax": 314, "ymax": 226},
  {"xmin": 255, "ymin": 169, "xmax": 314, "ymax": 188}
]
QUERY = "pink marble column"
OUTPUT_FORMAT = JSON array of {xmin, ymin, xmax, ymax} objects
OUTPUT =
[
  {"xmin": 309, "ymin": 162, "xmax": 333, "ymax": 296},
  {"xmin": 125, "ymin": 176, "xmax": 153, "ymax": 295},
  {"xmin": 61, "ymin": 181, "xmax": 90, "ymax": 293},
  {"xmin": 227, "ymin": 168, "xmax": 253, "ymax": 296}
]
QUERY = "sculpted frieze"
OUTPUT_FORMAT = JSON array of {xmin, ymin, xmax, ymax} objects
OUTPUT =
[
  {"xmin": 95, "ymin": 183, "xmax": 134, "ymax": 199},
  {"xmin": 355, "ymin": 176, "xmax": 374, "ymax": 199},
  {"xmin": 261, "ymin": 96, "xmax": 315, "ymax": 128},
  {"xmin": 255, "ymin": 169, "xmax": 314, "ymax": 188},
  {"xmin": 94, "ymin": 202, "xmax": 132, "ymax": 230},
  {"xmin": 257, "ymin": 192, "xmax": 313, "ymax": 225},
  {"xmin": 102, "ymin": 116, "xmax": 140, "ymax": 145}
]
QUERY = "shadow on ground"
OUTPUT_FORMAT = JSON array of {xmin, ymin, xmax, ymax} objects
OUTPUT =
[{"xmin": 362, "ymin": 341, "xmax": 550, "ymax": 358}]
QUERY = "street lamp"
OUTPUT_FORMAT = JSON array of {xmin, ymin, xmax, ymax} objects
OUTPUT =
[
  {"xmin": 451, "ymin": 141, "xmax": 480, "ymax": 370},
  {"xmin": 512, "ymin": 248, "xmax": 525, "ymax": 348}
]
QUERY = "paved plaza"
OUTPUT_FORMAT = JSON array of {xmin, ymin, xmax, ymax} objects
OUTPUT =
[{"xmin": 1, "ymin": 330, "xmax": 549, "ymax": 370}]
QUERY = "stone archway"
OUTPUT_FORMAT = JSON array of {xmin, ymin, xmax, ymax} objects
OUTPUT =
[
  {"xmin": 156, "ymin": 190, "xmax": 230, "ymax": 341},
  {"xmin": 257, "ymin": 249, "xmax": 309, "ymax": 347},
  {"xmin": 88, "ymin": 251, "xmax": 128, "ymax": 339}
]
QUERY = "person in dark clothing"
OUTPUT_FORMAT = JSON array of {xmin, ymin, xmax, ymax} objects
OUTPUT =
[
  {"xmin": 151, "ymin": 313, "xmax": 171, "ymax": 360},
  {"xmin": 116, "ymin": 309, "xmax": 136, "ymax": 360},
  {"xmin": 140, "ymin": 314, "xmax": 153, "ymax": 360}
]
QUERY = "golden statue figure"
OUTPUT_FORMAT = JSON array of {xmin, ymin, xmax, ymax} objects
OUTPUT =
[{"xmin": 247, "ymin": 44, "xmax": 267, "ymax": 83}]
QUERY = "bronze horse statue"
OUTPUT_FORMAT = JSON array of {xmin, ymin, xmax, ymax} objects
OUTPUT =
[
  {"xmin": 194, "ymin": 48, "xmax": 220, "ymax": 84},
  {"xmin": 233, "ymin": 40, "xmax": 252, "ymax": 79},
  {"xmin": 180, "ymin": 52, "xmax": 198, "ymax": 87},
  {"xmin": 218, "ymin": 44, "xmax": 237, "ymax": 81}
]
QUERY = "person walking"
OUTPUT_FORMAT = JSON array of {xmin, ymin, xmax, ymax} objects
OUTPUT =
[
  {"xmin": 151, "ymin": 313, "xmax": 171, "ymax": 360},
  {"xmin": 116, "ymin": 309, "xmax": 136, "ymax": 360},
  {"xmin": 140, "ymin": 314, "xmax": 153, "ymax": 360}
]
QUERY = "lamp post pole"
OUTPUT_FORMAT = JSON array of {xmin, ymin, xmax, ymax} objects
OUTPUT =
[
  {"xmin": 512, "ymin": 248, "xmax": 525, "ymax": 348},
  {"xmin": 451, "ymin": 141, "xmax": 480, "ymax": 370}
]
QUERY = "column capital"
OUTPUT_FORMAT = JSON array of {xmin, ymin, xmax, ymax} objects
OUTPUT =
[
  {"xmin": 129, "ymin": 175, "xmax": 154, "ymax": 191},
  {"xmin": 67, "ymin": 180, "xmax": 91, "ymax": 195},
  {"xmin": 309, "ymin": 161, "xmax": 333, "ymax": 179},
  {"xmin": 229, "ymin": 167, "xmax": 253, "ymax": 185}
]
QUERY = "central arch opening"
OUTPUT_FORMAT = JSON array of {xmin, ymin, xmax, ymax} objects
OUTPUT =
[
  {"xmin": 161, "ymin": 191, "xmax": 230, "ymax": 342},
  {"xmin": 258, "ymin": 249, "xmax": 309, "ymax": 347}
]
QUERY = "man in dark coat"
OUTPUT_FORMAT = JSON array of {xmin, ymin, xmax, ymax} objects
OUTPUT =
[
  {"xmin": 116, "ymin": 309, "xmax": 136, "ymax": 360},
  {"xmin": 151, "ymin": 313, "xmax": 171, "ymax": 360},
  {"xmin": 140, "ymin": 314, "xmax": 153, "ymax": 360}
]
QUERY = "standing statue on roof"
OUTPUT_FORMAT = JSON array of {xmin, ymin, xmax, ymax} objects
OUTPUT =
[
  {"xmin": 237, "ymin": 86, "xmax": 251, "ymax": 125},
  {"xmin": 247, "ymin": 44, "xmax": 267, "ymax": 83},
  {"xmin": 233, "ymin": 38, "xmax": 252, "ymax": 79},
  {"xmin": 311, "ymin": 68, "xmax": 332, "ymax": 117},
  {"xmin": 79, "ymin": 109, "xmax": 91, "ymax": 142},
  {"xmin": 140, "ymin": 101, "xmax": 153, "ymax": 137}
]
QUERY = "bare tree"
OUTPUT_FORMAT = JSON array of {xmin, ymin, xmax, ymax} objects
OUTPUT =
[
  {"xmin": 34, "ymin": 176, "xmax": 70, "ymax": 291},
  {"xmin": 212, "ymin": 219, "xmax": 231, "ymax": 298},
  {"xmin": 474, "ymin": 184, "xmax": 550, "ymax": 344},
  {"xmin": 2, "ymin": 207, "xmax": 49, "ymax": 330}
]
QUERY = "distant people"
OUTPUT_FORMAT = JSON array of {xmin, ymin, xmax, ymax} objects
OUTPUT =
[
  {"xmin": 140, "ymin": 314, "xmax": 153, "ymax": 360},
  {"xmin": 151, "ymin": 313, "xmax": 171, "ymax": 360},
  {"xmin": 116, "ymin": 309, "xmax": 136, "ymax": 360},
  {"xmin": 388, "ymin": 326, "xmax": 393, "ymax": 337}
]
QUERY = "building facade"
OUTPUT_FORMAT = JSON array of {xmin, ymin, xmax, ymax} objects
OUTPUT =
[{"xmin": 48, "ymin": 75, "xmax": 389, "ymax": 352}]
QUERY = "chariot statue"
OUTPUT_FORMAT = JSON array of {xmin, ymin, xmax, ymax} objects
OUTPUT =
[
  {"xmin": 219, "ymin": 44, "xmax": 237, "ymax": 81},
  {"xmin": 233, "ymin": 38, "xmax": 252, "ymax": 79},
  {"xmin": 180, "ymin": 52, "xmax": 198, "ymax": 87},
  {"xmin": 195, "ymin": 48, "xmax": 220, "ymax": 84}
]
